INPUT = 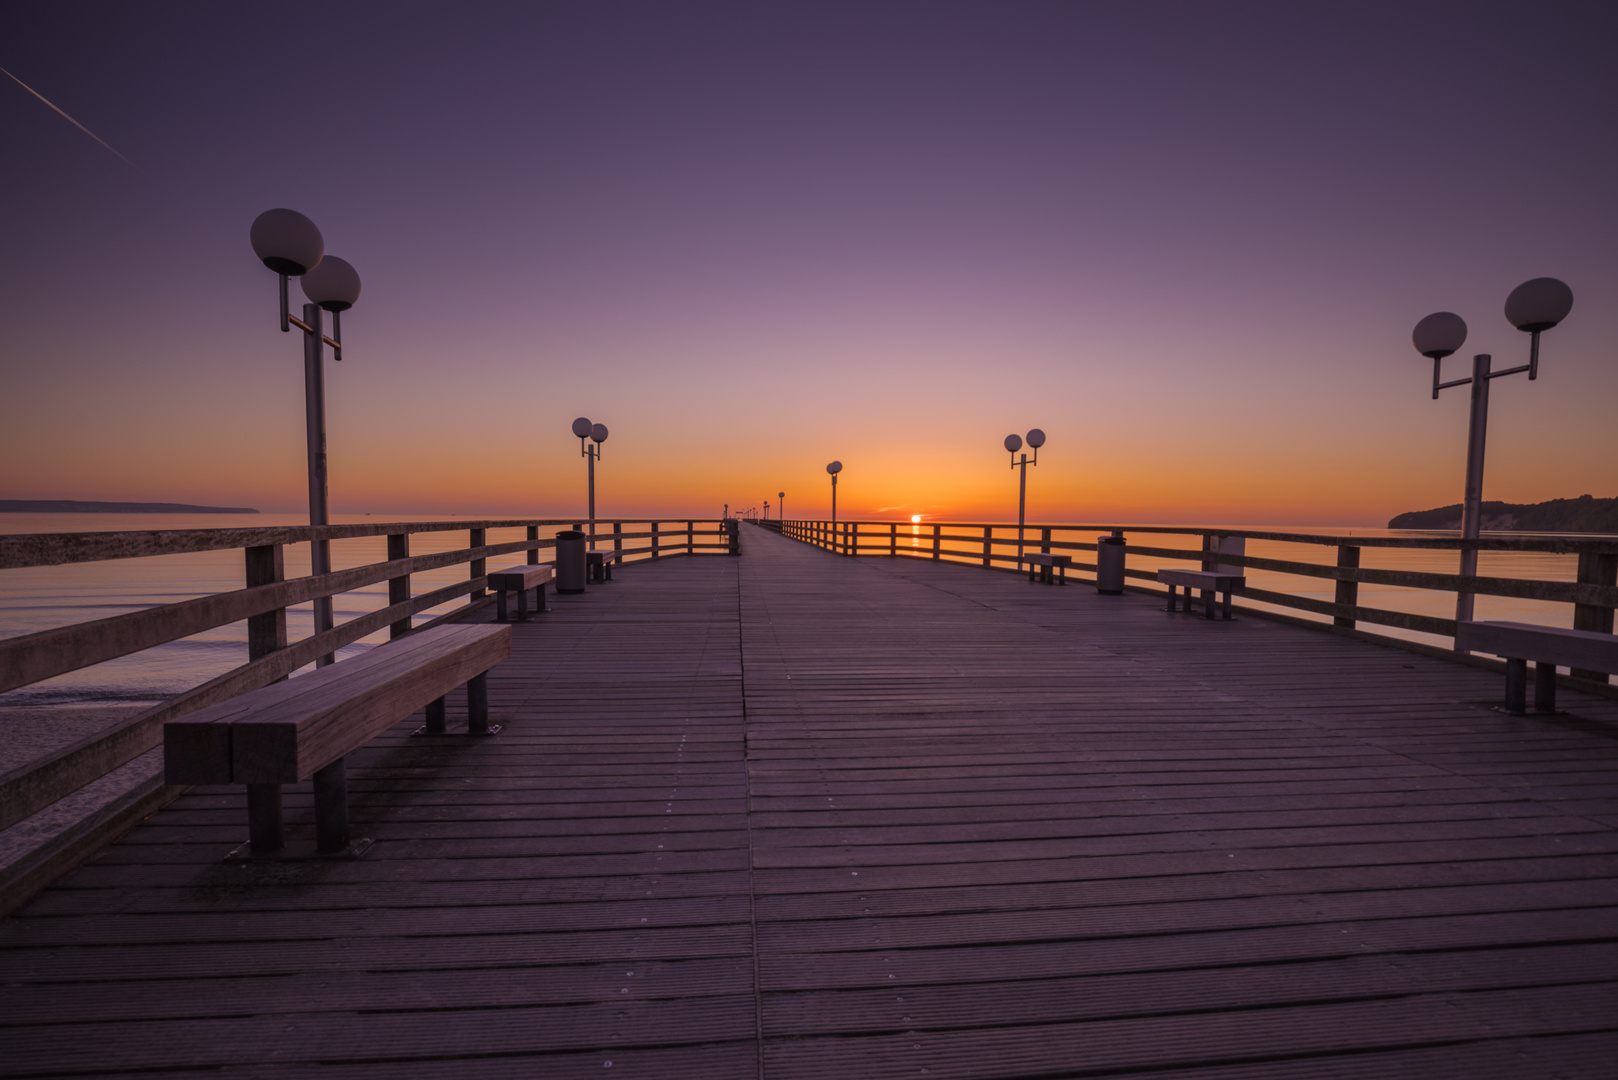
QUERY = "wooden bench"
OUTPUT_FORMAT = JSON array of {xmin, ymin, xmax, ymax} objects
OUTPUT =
[
  {"xmin": 1158, "ymin": 569, "xmax": 1245, "ymax": 620},
  {"xmin": 164, "ymin": 624, "xmax": 511, "ymax": 857},
  {"xmin": 486, "ymin": 563, "xmax": 553, "ymax": 622},
  {"xmin": 1024, "ymin": 553, "xmax": 1072, "ymax": 584},
  {"xmin": 587, "ymin": 548, "xmax": 621, "ymax": 583},
  {"xmin": 1454, "ymin": 620, "xmax": 1618, "ymax": 714}
]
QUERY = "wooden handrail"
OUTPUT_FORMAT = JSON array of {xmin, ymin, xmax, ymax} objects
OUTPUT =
[
  {"xmin": 771, "ymin": 517, "xmax": 1617, "ymax": 672},
  {"xmin": 0, "ymin": 518, "xmax": 733, "ymax": 828}
]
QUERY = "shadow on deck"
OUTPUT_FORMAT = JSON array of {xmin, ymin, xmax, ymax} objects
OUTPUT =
[{"xmin": 3, "ymin": 526, "xmax": 1617, "ymax": 1078}]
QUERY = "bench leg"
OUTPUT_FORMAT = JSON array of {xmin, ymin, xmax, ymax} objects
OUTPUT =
[
  {"xmin": 1535, "ymin": 663, "xmax": 1557, "ymax": 713},
  {"xmin": 1202, "ymin": 589, "xmax": 1215, "ymax": 620},
  {"xmin": 467, "ymin": 673, "xmax": 491, "ymax": 735},
  {"xmin": 1165, "ymin": 584, "xmax": 1177, "ymax": 613},
  {"xmin": 516, "ymin": 585, "xmax": 529, "ymax": 623},
  {"xmin": 606, "ymin": 561, "xmax": 614, "ymax": 581},
  {"xmin": 496, "ymin": 588, "xmax": 509, "ymax": 623},
  {"xmin": 1222, "ymin": 589, "xmax": 1234, "ymax": 620},
  {"xmin": 536, "ymin": 583, "xmax": 547, "ymax": 613},
  {"xmin": 247, "ymin": 783, "xmax": 284, "ymax": 854},
  {"xmin": 1504, "ymin": 658, "xmax": 1528, "ymax": 713},
  {"xmin": 425, "ymin": 695, "xmax": 447, "ymax": 734},
  {"xmin": 313, "ymin": 758, "xmax": 349, "ymax": 854}
]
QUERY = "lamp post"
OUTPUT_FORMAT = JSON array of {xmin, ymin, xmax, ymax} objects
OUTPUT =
[
  {"xmin": 1003, "ymin": 428, "xmax": 1046, "ymax": 568},
  {"xmin": 826, "ymin": 461, "xmax": 842, "ymax": 523},
  {"xmin": 249, "ymin": 209, "xmax": 362, "ymax": 667},
  {"xmin": 779, "ymin": 491, "xmax": 786, "ymax": 521},
  {"xmin": 764, "ymin": 500, "xmax": 770, "ymax": 521},
  {"xmin": 571, "ymin": 417, "xmax": 608, "ymax": 542},
  {"xmin": 1411, "ymin": 277, "xmax": 1573, "ymax": 625}
]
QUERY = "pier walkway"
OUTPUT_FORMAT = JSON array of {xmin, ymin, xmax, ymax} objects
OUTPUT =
[{"xmin": 3, "ymin": 526, "xmax": 1618, "ymax": 1077}]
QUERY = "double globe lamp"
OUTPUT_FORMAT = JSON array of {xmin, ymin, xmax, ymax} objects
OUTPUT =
[
  {"xmin": 248, "ymin": 208, "xmax": 363, "ymax": 663},
  {"xmin": 1411, "ymin": 276, "xmax": 1573, "ymax": 623}
]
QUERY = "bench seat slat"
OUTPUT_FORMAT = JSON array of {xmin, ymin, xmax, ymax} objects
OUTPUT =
[
  {"xmin": 1455, "ymin": 620, "xmax": 1618, "ymax": 673},
  {"xmin": 1157, "ymin": 569, "xmax": 1245, "ymax": 588},
  {"xmin": 163, "ymin": 626, "xmax": 509, "ymax": 785},
  {"xmin": 486, "ymin": 565, "xmax": 553, "ymax": 589}
]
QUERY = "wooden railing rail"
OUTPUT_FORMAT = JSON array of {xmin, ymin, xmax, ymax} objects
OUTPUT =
[{"xmin": 0, "ymin": 518, "xmax": 731, "ymax": 833}]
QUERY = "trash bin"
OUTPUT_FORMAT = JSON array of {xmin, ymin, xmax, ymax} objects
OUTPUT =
[
  {"xmin": 725, "ymin": 519, "xmax": 740, "ymax": 555},
  {"xmin": 1096, "ymin": 534, "xmax": 1126, "ymax": 594},
  {"xmin": 554, "ymin": 530, "xmax": 587, "ymax": 593}
]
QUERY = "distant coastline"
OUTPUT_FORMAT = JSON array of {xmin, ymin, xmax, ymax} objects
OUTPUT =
[
  {"xmin": 0, "ymin": 500, "xmax": 259, "ymax": 514},
  {"xmin": 1389, "ymin": 494, "xmax": 1617, "ymax": 533}
]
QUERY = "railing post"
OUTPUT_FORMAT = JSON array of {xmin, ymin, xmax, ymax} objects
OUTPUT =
[
  {"xmin": 651, "ymin": 521, "xmax": 660, "ymax": 559},
  {"xmin": 850, "ymin": 522, "xmax": 858, "ymax": 556},
  {"xmin": 387, "ymin": 532, "xmax": 412, "ymax": 639},
  {"xmin": 982, "ymin": 526, "xmax": 992, "ymax": 568},
  {"xmin": 890, "ymin": 522, "xmax": 897, "ymax": 556},
  {"xmin": 526, "ymin": 525, "xmax": 539, "ymax": 565},
  {"xmin": 245, "ymin": 544, "xmax": 287, "ymax": 663},
  {"xmin": 1041, "ymin": 527, "xmax": 1051, "ymax": 555},
  {"xmin": 932, "ymin": 524, "xmax": 941, "ymax": 560},
  {"xmin": 470, "ymin": 527, "xmax": 486, "ymax": 600},
  {"xmin": 1334, "ymin": 544, "xmax": 1360, "ymax": 630},
  {"xmin": 613, "ymin": 522, "xmax": 623, "ymax": 559},
  {"xmin": 687, "ymin": 521, "xmax": 694, "ymax": 555},
  {"xmin": 1572, "ymin": 551, "xmax": 1618, "ymax": 682}
]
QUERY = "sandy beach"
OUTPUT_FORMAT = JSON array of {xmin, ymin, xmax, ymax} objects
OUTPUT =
[{"xmin": 0, "ymin": 706, "xmax": 159, "ymax": 871}]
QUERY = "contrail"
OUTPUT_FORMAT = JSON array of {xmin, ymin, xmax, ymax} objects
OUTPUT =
[{"xmin": 1, "ymin": 65, "xmax": 146, "ymax": 176}]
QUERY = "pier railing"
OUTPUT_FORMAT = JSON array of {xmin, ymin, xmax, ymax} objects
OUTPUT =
[
  {"xmin": 768, "ymin": 517, "xmax": 1618, "ymax": 677},
  {"xmin": 0, "ymin": 517, "xmax": 731, "ymax": 909}
]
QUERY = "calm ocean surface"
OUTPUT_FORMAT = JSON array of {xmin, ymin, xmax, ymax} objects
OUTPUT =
[{"xmin": 0, "ymin": 513, "xmax": 1605, "ymax": 707}]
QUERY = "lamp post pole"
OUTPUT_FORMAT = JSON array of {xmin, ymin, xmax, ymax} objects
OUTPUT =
[
  {"xmin": 826, "ymin": 461, "xmax": 842, "ymax": 523},
  {"xmin": 301, "ymin": 302, "xmax": 331, "ymax": 635},
  {"xmin": 251, "ymin": 209, "xmax": 361, "ymax": 668},
  {"xmin": 1003, "ymin": 429, "xmax": 1046, "ymax": 569},
  {"xmin": 249, "ymin": 209, "xmax": 363, "ymax": 856},
  {"xmin": 779, "ymin": 491, "xmax": 785, "ymax": 522},
  {"xmin": 571, "ymin": 418, "xmax": 609, "ymax": 543},
  {"xmin": 1411, "ymin": 278, "xmax": 1572, "ymax": 627}
]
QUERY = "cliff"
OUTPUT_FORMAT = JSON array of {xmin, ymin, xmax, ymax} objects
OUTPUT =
[
  {"xmin": 0, "ymin": 500, "xmax": 260, "ymax": 514},
  {"xmin": 1388, "ymin": 494, "xmax": 1618, "ymax": 533}
]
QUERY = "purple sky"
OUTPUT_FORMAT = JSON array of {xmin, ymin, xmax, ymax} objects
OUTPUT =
[{"xmin": 2, "ymin": 1, "xmax": 1614, "ymax": 524}]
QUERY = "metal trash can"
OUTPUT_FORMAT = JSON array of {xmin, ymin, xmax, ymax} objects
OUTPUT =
[
  {"xmin": 725, "ymin": 519, "xmax": 740, "ymax": 555},
  {"xmin": 554, "ymin": 530, "xmax": 587, "ymax": 593},
  {"xmin": 1096, "ymin": 534, "xmax": 1126, "ymax": 594}
]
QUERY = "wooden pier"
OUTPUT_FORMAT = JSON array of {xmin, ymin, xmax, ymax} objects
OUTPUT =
[{"xmin": 3, "ymin": 525, "xmax": 1617, "ymax": 1077}]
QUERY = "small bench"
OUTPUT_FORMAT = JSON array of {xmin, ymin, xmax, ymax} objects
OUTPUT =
[
  {"xmin": 486, "ymin": 563, "xmax": 553, "ymax": 622},
  {"xmin": 1454, "ymin": 620, "xmax": 1618, "ymax": 714},
  {"xmin": 1024, "ymin": 553, "xmax": 1072, "ymax": 584},
  {"xmin": 164, "ymin": 624, "xmax": 511, "ymax": 857},
  {"xmin": 587, "ymin": 548, "xmax": 621, "ymax": 583},
  {"xmin": 1158, "ymin": 569, "xmax": 1245, "ymax": 620}
]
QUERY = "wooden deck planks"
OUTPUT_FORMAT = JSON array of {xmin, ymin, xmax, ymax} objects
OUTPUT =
[{"xmin": 2, "ymin": 527, "xmax": 1616, "ymax": 1077}]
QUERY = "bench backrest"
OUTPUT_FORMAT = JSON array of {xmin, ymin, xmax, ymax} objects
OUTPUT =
[{"xmin": 1209, "ymin": 535, "xmax": 1245, "ymax": 575}]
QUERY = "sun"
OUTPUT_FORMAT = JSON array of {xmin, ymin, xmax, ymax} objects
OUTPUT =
[{"xmin": 911, "ymin": 514, "xmax": 923, "ymax": 524}]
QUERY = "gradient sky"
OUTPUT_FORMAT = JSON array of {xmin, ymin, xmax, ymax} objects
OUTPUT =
[{"xmin": 2, "ymin": 1, "xmax": 1614, "ymax": 526}]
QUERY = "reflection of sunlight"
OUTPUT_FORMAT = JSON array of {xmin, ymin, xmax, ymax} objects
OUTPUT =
[{"xmin": 911, "ymin": 515, "xmax": 922, "ymax": 546}]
